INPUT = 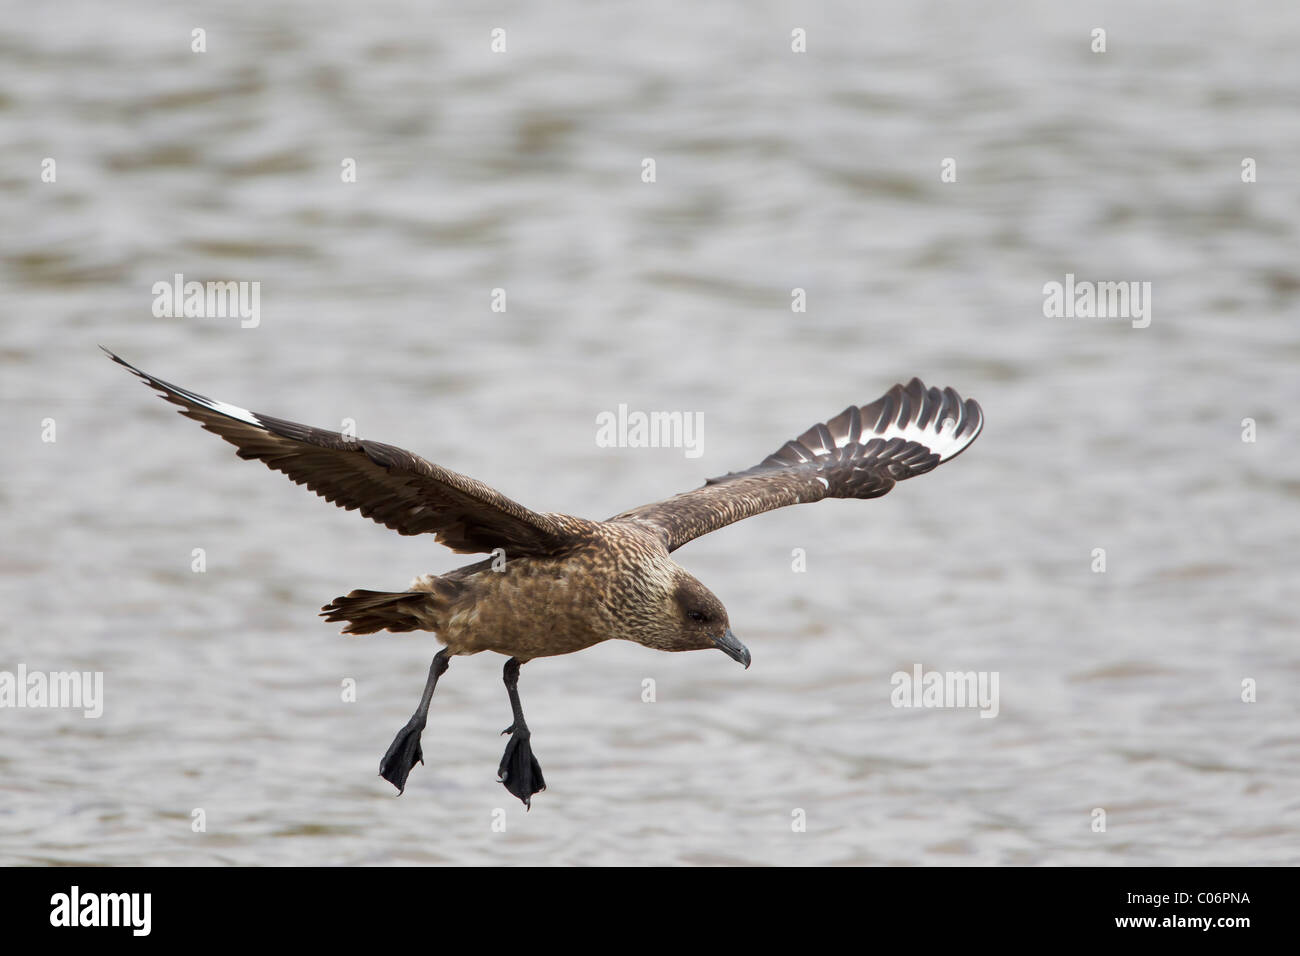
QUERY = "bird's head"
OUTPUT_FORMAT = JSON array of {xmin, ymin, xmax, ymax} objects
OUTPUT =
[{"xmin": 657, "ymin": 572, "xmax": 750, "ymax": 668}]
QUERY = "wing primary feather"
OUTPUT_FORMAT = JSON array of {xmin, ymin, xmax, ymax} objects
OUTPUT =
[
  {"xmin": 611, "ymin": 377, "xmax": 984, "ymax": 551},
  {"xmin": 104, "ymin": 347, "xmax": 585, "ymax": 556}
]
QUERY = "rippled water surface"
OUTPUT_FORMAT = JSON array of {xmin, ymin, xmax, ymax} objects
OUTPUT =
[{"xmin": 2, "ymin": 1, "xmax": 1298, "ymax": 865}]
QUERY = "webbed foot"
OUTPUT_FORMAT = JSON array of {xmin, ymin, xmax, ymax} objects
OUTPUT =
[
  {"xmin": 498, "ymin": 725, "xmax": 545, "ymax": 809},
  {"xmin": 380, "ymin": 717, "xmax": 426, "ymax": 794}
]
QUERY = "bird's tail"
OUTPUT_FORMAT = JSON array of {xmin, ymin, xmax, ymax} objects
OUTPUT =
[
  {"xmin": 320, "ymin": 589, "xmax": 439, "ymax": 635},
  {"xmin": 323, "ymin": 575, "xmax": 462, "ymax": 635}
]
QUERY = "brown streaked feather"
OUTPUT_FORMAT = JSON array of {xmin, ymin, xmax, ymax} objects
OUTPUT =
[
  {"xmin": 103, "ymin": 347, "xmax": 585, "ymax": 556},
  {"xmin": 610, "ymin": 378, "xmax": 984, "ymax": 551},
  {"xmin": 320, "ymin": 589, "xmax": 430, "ymax": 634}
]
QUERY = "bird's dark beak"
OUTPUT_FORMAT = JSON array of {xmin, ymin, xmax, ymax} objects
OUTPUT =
[{"xmin": 713, "ymin": 628, "xmax": 751, "ymax": 669}]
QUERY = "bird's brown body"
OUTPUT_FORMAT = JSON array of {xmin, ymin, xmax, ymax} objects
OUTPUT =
[
  {"xmin": 105, "ymin": 346, "xmax": 984, "ymax": 806},
  {"xmin": 385, "ymin": 521, "xmax": 681, "ymax": 661}
]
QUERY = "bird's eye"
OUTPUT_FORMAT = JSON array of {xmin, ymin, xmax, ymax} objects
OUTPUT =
[{"xmin": 688, "ymin": 610, "xmax": 707, "ymax": 623}]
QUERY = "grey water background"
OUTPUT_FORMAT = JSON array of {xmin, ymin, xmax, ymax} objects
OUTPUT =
[{"xmin": 2, "ymin": 0, "xmax": 1298, "ymax": 865}]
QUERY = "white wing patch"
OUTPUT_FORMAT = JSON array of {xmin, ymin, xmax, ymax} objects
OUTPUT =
[
  {"xmin": 873, "ymin": 410, "xmax": 979, "ymax": 463},
  {"xmin": 159, "ymin": 378, "xmax": 265, "ymax": 428},
  {"xmin": 849, "ymin": 382, "xmax": 982, "ymax": 464},
  {"xmin": 200, "ymin": 395, "xmax": 263, "ymax": 428},
  {"xmin": 102, "ymin": 348, "xmax": 265, "ymax": 429},
  {"xmin": 712, "ymin": 379, "xmax": 984, "ymax": 498}
]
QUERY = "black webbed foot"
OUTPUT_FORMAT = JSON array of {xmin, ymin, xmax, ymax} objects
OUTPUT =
[
  {"xmin": 380, "ymin": 648, "xmax": 451, "ymax": 795},
  {"xmin": 498, "ymin": 726, "xmax": 545, "ymax": 809},
  {"xmin": 379, "ymin": 717, "xmax": 426, "ymax": 794}
]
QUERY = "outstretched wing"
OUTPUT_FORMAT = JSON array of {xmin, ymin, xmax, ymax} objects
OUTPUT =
[
  {"xmin": 611, "ymin": 378, "xmax": 983, "ymax": 551},
  {"xmin": 104, "ymin": 348, "xmax": 583, "ymax": 556}
]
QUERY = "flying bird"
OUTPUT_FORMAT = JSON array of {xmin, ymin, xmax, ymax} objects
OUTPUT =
[{"xmin": 104, "ymin": 347, "xmax": 983, "ymax": 807}]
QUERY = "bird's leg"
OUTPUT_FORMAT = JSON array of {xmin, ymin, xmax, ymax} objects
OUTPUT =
[
  {"xmin": 379, "ymin": 647, "xmax": 451, "ymax": 794},
  {"xmin": 498, "ymin": 657, "xmax": 546, "ymax": 809}
]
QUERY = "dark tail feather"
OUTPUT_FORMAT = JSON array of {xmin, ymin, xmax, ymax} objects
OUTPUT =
[{"xmin": 320, "ymin": 590, "xmax": 430, "ymax": 635}]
